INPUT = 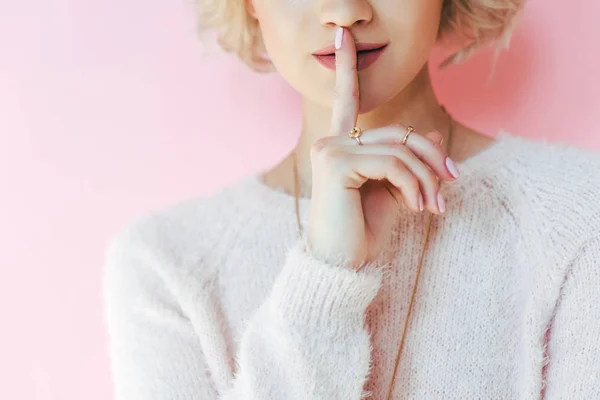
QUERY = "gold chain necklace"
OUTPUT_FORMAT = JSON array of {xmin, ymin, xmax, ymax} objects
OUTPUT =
[{"xmin": 291, "ymin": 107, "xmax": 454, "ymax": 399}]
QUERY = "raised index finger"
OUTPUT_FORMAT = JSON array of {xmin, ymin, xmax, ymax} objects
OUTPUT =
[{"xmin": 330, "ymin": 27, "xmax": 359, "ymax": 136}]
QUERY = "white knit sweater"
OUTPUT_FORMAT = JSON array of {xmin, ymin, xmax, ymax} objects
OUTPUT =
[{"xmin": 103, "ymin": 130, "xmax": 600, "ymax": 399}]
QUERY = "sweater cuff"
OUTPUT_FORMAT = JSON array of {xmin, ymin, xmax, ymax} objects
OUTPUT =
[{"xmin": 267, "ymin": 238, "xmax": 385, "ymax": 333}]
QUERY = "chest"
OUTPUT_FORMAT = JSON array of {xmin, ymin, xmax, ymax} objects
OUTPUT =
[{"xmin": 361, "ymin": 213, "xmax": 549, "ymax": 398}]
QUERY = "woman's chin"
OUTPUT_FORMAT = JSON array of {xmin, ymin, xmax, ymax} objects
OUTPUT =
[
  {"xmin": 357, "ymin": 99, "xmax": 380, "ymax": 114},
  {"xmin": 356, "ymin": 87, "xmax": 393, "ymax": 115}
]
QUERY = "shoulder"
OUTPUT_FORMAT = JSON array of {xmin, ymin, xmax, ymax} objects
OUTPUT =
[
  {"xmin": 498, "ymin": 132, "xmax": 600, "ymax": 261},
  {"xmin": 103, "ymin": 175, "xmax": 253, "ymax": 284},
  {"xmin": 502, "ymin": 131, "xmax": 600, "ymax": 193}
]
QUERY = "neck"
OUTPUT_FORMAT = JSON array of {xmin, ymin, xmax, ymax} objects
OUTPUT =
[{"xmin": 290, "ymin": 62, "xmax": 452, "ymax": 196}]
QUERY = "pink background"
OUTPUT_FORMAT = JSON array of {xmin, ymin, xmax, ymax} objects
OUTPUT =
[{"xmin": 1, "ymin": 0, "xmax": 599, "ymax": 399}]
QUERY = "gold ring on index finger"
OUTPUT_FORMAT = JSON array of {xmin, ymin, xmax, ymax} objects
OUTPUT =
[
  {"xmin": 402, "ymin": 126, "xmax": 415, "ymax": 145},
  {"xmin": 349, "ymin": 126, "xmax": 363, "ymax": 145}
]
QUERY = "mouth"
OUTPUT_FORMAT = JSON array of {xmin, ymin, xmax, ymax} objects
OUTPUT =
[{"xmin": 312, "ymin": 45, "xmax": 388, "ymax": 72}]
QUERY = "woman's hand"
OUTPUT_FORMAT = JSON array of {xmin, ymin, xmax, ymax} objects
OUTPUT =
[{"xmin": 306, "ymin": 27, "xmax": 460, "ymax": 270}]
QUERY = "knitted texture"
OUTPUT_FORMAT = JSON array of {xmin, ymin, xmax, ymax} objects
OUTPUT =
[{"xmin": 103, "ymin": 130, "xmax": 600, "ymax": 399}]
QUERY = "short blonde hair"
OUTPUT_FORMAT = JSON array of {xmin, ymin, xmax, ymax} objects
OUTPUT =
[{"xmin": 193, "ymin": 0, "xmax": 526, "ymax": 73}]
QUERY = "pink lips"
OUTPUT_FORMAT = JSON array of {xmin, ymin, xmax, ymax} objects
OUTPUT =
[{"xmin": 312, "ymin": 45, "xmax": 387, "ymax": 71}]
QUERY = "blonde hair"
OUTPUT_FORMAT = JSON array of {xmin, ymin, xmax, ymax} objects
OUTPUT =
[{"xmin": 193, "ymin": 0, "xmax": 526, "ymax": 73}]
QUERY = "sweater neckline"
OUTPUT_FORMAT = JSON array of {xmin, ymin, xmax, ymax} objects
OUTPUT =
[{"xmin": 242, "ymin": 129, "xmax": 519, "ymax": 211}]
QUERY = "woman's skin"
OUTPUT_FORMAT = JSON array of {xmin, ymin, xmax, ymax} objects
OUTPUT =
[{"xmin": 248, "ymin": 0, "xmax": 497, "ymax": 198}]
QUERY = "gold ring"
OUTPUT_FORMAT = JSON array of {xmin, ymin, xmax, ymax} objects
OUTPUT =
[
  {"xmin": 402, "ymin": 126, "xmax": 414, "ymax": 145},
  {"xmin": 349, "ymin": 126, "xmax": 363, "ymax": 145}
]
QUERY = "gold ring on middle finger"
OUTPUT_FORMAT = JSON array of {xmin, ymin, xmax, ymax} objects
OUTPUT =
[{"xmin": 402, "ymin": 126, "xmax": 415, "ymax": 145}]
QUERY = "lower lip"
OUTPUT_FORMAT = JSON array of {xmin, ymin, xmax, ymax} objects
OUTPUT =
[{"xmin": 313, "ymin": 46, "xmax": 387, "ymax": 71}]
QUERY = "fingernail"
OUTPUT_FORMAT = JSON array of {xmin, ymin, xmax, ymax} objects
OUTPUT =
[
  {"xmin": 335, "ymin": 27, "xmax": 344, "ymax": 50},
  {"xmin": 418, "ymin": 193, "xmax": 424, "ymax": 212},
  {"xmin": 445, "ymin": 157, "xmax": 460, "ymax": 179},
  {"xmin": 437, "ymin": 192, "xmax": 446, "ymax": 213}
]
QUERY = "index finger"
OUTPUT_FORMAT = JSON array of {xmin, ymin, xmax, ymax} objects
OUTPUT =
[{"xmin": 330, "ymin": 27, "xmax": 359, "ymax": 136}]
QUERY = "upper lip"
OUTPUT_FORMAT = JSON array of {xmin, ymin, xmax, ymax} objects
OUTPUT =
[{"xmin": 312, "ymin": 42, "xmax": 388, "ymax": 56}]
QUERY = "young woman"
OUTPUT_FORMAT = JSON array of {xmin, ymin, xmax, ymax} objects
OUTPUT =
[{"xmin": 103, "ymin": 0, "xmax": 600, "ymax": 398}]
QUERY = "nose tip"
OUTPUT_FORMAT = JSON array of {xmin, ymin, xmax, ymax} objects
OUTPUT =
[{"xmin": 319, "ymin": 0, "xmax": 373, "ymax": 29}]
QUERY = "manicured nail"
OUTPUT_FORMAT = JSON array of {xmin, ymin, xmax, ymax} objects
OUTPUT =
[
  {"xmin": 437, "ymin": 192, "xmax": 446, "ymax": 213},
  {"xmin": 446, "ymin": 157, "xmax": 460, "ymax": 179},
  {"xmin": 418, "ymin": 193, "xmax": 424, "ymax": 212},
  {"xmin": 335, "ymin": 27, "xmax": 344, "ymax": 50}
]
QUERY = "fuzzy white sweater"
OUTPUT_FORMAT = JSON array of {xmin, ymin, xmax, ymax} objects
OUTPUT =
[{"xmin": 103, "ymin": 130, "xmax": 600, "ymax": 399}]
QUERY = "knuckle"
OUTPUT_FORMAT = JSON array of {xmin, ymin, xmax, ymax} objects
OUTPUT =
[
  {"xmin": 423, "ymin": 174, "xmax": 440, "ymax": 195},
  {"xmin": 318, "ymin": 145, "xmax": 344, "ymax": 168},
  {"xmin": 394, "ymin": 145, "xmax": 412, "ymax": 157},
  {"xmin": 404, "ymin": 175, "xmax": 420, "ymax": 193},
  {"xmin": 387, "ymin": 156, "xmax": 406, "ymax": 173},
  {"xmin": 387, "ymin": 157, "xmax": 418, "ymax": 190},
  {"xmin": 429, "ymin": 180, "xmax": 441, "ymax": 195},
  {"xmin": 326, "ymin": 154, "xmax": 350, "ymax": 175},
  {"xmin": 310, "ymin": 138, "xmax": 338, "ymax": 161},
  {"xmin": 310, "ymin": 138, "xmax": 327, "ymax": 155}
]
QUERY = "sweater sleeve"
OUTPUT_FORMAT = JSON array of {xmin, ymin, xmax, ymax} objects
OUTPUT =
[
  {"xmin": 543, "ymin": 235, "xmax": 600, "ymax": 398},
  {"xmin": 103, "ymin": 231, "xmax": 385, "ymax": 400},
  {"xmin": 222, "ymin": 239, "xmax": 385, "ymax": 400},
  {"xmin": 103, "ymin": 230, "xmax": 220, "ymax": 399}
]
